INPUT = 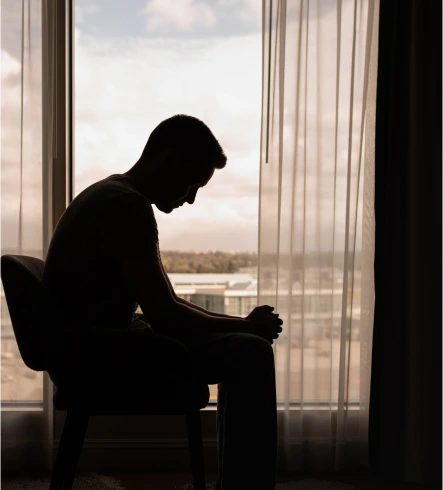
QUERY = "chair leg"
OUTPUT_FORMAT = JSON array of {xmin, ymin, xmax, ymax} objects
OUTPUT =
[
  {"xmin": 186, "ymin": 410, "xmax": 206, "ymax": 490},
  {"xmin": 50, "ymin": 410, "xmax": 90, "ymax": 490}
]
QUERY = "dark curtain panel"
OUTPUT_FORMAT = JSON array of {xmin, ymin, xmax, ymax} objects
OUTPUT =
[{"xmin": 369, "ymin": 0, "xmax": 442, "ymax": 486}]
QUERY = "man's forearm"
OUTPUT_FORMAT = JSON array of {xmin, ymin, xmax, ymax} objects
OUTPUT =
[
  {"xmin": 176, "ymin": 296, "xmax": 242, "ymax": 319},
  {"xmin": 147, "ymin": 300, "xmax": 249, "ymax": 337},
  {"xmin": 160, "ymin": 261, "xmax": 241, "ymax": 319}
]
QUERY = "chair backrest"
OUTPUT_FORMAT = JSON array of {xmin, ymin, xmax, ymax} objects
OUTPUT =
[{"xmin": 1, "ymin": 254, "xmax": 54, "ymax": 371}]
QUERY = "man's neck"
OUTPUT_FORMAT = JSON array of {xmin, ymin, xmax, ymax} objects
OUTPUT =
[{"xmin": 123, "ymin": 161, "xmax": 157, "ymax": 203}]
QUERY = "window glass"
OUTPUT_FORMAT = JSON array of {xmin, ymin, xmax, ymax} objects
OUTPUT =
[
  {"xmin": 2, "ymin": 2, "xmax": 44, "ymax": 404},
  {"xmin": 74, "ymin": 0, "xmax": 261, "ymax": 402}
]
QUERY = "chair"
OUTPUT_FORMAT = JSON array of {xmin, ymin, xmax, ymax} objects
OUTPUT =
[{"xmin": 1, "ymin": 254, "xmax": 210, "ymax": 490}]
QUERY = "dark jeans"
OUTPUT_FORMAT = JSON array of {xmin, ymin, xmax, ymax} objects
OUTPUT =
[
  {"xmin": 60, "ymin": 320, "xmax": 277, "ymax": 490},
  {"xmin": 171, "ymin": 329, "xmax": 278, "ymax": 490}
]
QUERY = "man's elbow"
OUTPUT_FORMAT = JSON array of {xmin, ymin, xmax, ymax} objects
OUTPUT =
[{"xmin": 140, "ymin": 300, "xmax": 181, "ymax": 335}]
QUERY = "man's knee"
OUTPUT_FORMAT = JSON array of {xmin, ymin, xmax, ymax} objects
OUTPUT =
[{"xmin": 237, "ymin": 334, "xmax": 275, "ymax": 378}]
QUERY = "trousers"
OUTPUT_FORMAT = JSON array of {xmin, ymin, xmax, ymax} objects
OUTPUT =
[
  {"xmin": 171, "ymin": 328, "xmax": 278, "ymax": 490},
  {"xmin": 60, "ymin": 319, "xmax": 278, "ymax": 490}
]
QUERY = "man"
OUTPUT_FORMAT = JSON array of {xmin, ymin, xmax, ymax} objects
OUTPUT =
[{"xmin": 43, "ymin": 114, "xmax": 283, "ymax": 489}]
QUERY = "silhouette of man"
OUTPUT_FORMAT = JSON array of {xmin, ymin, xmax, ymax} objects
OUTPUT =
[{"xmin": 43, "ymin": 114, "xmax": 283, "ymax": 490}]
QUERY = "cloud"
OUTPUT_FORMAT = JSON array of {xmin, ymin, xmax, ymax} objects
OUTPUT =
[
  {"xmin": 1, "ymin": 0, "xmax": 371, "ymax": 254},
  {"xmin": 75, "ymin": 3, "xmax": 101, "ymax": 25},
  {"xmin": 72, "ymin": 25, "xmax": 263, "ymax": 251},
  {"xmin": 1, "ymin": 46, "xmax": 44, "ymax": 252},
  {"xmin": 236, "ymin": 0, "xmax": 261, "ymax": 24},
  {"xmin": 218, "ymin": 0, "xmax": 261, "ymax": 24},
  {"xmin": 1, "ymin": 50, "xmax": 21, "ymax": 82},
  {"xmin": 142, "ymin": 0, "xmax": 216, "ymax": 32}
]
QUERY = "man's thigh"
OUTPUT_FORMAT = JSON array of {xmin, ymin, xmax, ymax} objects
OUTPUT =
[
  {"xmin": 62, "ymin": 321, "xmax": 193, "ymax": 385},
  {"xmin": 169, "ymin": 331, "xmax": 275, "ymax": 385}
]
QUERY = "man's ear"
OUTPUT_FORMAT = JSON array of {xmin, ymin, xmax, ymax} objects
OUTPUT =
[{"xmin": 161, "ymin": 147, "xmax": 181, "ymax": 168}]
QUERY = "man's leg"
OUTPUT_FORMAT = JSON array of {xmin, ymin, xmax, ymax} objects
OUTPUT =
[
  {"xmin": 174, "ymin": 332, "xmax": 277, "ymax": 490},
  {"xmin": 58, "ymin": 321, "xmax": 194, "ymax": 397}
]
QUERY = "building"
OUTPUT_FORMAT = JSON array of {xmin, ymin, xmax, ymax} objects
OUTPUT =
[{"xmin": 169, "ymin": 272, "xmax": 361, "ymax": 342}]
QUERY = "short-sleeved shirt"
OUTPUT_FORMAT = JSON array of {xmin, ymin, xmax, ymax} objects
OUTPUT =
[{"xmin": 43, "ymin": 174, "xmax": 159, "ymax": 333}]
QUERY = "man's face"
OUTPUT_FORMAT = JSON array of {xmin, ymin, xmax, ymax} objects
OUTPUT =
[{"xmin": 155, "ymin": 157, "xmax": 216, "ymax": 214}]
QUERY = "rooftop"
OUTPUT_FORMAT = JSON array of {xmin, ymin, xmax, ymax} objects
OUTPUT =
[{"xmin": 168, "ymin": 273, "xmax": 255, "ymax": 287}]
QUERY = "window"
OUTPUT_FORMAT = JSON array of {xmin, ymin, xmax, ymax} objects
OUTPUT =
[
  {"xmin": 74, "ymin": 0, "xmax": 261, "ymax": 402},
  {"xmin": 1, "ymin": 1, "xmax": 45, "ymax": 405},
  {"xmin": 318, "ymin": 295, "xmax": 332, "ymax": 313}
]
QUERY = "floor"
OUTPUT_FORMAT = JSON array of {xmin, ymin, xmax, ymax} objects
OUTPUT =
[
  {"xmin": 110, "ymin": 470, "xmax": 441, "ymax": 490},
  {"xmin": 2, "ymin": 470, "xmax": 439, "ymax": 490}
]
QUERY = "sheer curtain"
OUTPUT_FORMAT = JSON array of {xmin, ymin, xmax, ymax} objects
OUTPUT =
[
  {"xmin": 259, "ymin": 0, "xmax": 379, "ymax": 471},
  {"xmin": 1, "ymin": 0, "xmax": 56, "ymax": 472}
]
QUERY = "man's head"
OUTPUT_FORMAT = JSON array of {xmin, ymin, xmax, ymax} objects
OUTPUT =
[{"xmin": 128, "ymin": 114, "xmax": 227, "ymax": 213}]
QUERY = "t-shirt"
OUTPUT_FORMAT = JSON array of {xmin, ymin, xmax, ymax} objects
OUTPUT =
[{"xmin": 43, "ymin": 174, "xmax": 159, "ymax": 333}]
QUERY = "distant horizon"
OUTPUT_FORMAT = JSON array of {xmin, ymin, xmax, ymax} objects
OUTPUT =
[{"xmin": 0, "ymin": 247, "xmax": 357, "ymax": 255}]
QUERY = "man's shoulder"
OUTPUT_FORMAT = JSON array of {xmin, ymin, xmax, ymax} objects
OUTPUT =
[
  {"xmin": 95, "ymin": 175, "xmax": 157, "ymax": 227},
  {"xmin": 88, "ymin": 174, "xmax": 141, "ymax": 199},
  {"xmin": 74, "ymin": 174, "xmax": 147, "ymax": 211}
]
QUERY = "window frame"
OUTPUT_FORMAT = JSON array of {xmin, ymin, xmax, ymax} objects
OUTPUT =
[
  {"xmin": 1, "ymin": 0, "xmax": 72, "ymax": 472},
  {"xmin": 3, "ymin": 0, "xmax": 363, "ymax": 472}
]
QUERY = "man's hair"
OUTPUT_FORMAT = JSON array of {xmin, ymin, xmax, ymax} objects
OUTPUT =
[{"xmin": 142, "ymin": 114, "xmax": 227, "ymax": 169}]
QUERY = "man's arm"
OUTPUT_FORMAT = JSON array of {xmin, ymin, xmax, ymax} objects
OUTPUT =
[
  {"xmin": 176, "ymin": 296, "xmax": 241, "ymax": 318},
  {"xmin": 120, "ymin": 254, "xmax": 250, "ymax": 337},
  {"xmin": 159, "ymin": 259, "xmax": 242, "ymax": 319}
]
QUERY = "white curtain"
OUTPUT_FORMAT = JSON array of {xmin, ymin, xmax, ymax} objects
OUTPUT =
[
  {"xmin": 259, "ymin": 0, "xmax": 379, "ymax": 471},
  {"xmin": 1, "ymin": 0, "xmax": 55, "ymax": 472}
]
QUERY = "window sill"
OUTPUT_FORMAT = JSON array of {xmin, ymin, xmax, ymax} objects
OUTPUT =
[
  {"xmin": 2, "ymin": 400, "xmax": 361, "ymax": 412},
  {"xmin": 1, "ymin": 401, "xmax": 43, "ymax": 411}
]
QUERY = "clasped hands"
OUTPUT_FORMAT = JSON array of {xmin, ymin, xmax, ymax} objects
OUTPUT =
[{"xmin": 244, "ymin": 305, "xmax": 283, "ymax": 344}]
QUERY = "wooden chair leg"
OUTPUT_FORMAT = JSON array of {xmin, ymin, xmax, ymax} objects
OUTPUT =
[
  {"xmin": 186, "ymin": 410, "xmax": 206, "ymax": 490},
  {"xmin": 50, "ymin": 410, "xmax": 90, "ymax": 490}
]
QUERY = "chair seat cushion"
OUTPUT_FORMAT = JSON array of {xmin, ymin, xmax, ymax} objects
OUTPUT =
[{"xmin": 49, "ymin": 325, "xmax": 211, "ymax": 414}]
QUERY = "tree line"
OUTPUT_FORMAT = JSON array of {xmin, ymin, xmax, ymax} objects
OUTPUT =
[
  {"xmin": 160, "ymin": 250, "xmax": 258, "ymax": 273},
  {"xmin": 160, "ymin": 249, "xmax": 361, "ymax": 274}
]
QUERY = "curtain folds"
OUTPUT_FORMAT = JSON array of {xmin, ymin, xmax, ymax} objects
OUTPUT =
[
  {"xmin": 259, "ymin": 0, "xmax": 379, "ymax": 471},
  {"xmin": 1, "ymin": 0, "xmax": 55, "ymax": 472},
  {"xmin": 369, "ymin": 1, "xmax": 442, "ymax": 486}
]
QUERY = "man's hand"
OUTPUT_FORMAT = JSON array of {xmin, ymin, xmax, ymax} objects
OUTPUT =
[{"xmin": 245, "ymin": 305, "xmax": 283, "ymax": 344}]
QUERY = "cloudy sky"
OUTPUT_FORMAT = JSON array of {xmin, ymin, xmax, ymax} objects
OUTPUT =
[
  {"xmin": 74, "ymin": 0, "xmax": 262, "ymax": 252},
  {"xmin": 1, "ymin": 0, "xmax": 373, "ymax": 255}
]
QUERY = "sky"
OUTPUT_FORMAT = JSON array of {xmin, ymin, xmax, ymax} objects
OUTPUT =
[
  {"xmin": 73, "ymin": 0, "xmax": 263, "ymax": 252},
  {"xmin": 1, "ymin": 0, "xmax": 372, "ymax": 255}
]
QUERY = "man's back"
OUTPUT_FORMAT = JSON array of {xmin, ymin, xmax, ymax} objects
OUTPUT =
[{"xmin": 43, "ymin": 173, "xmax": 159, "ymax": 332}]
